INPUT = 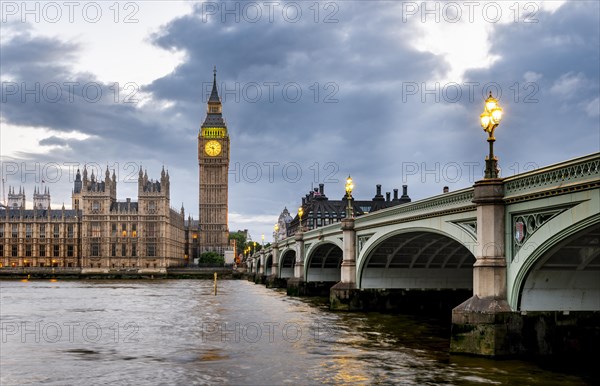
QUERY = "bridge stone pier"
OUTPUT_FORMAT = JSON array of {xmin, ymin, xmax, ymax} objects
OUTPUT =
[
  {"xmin": 450, "ymin": 178, "xmax": 513, "ymax": 356},
  {"xmin": 253, "ymin": 153, "xmax": 600, "ymax": 357},
  {"xmin": 330, "ymin": 218, "xmax": 358, "ymax": 309},
  {"xmin": 253, "ymin": 250, "xmax": 266, "ymax": 284},
  {"xmin": 287, "ymin": 231, "xmax": 307, "ymax": 295}
]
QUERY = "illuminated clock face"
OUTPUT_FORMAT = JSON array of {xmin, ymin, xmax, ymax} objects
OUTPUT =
[{"xmin": 205, "ymin": 140, "xmax": 222, "ymax": 156}]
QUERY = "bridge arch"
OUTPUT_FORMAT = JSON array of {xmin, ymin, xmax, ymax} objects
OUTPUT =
[
  {"xmin": 265, "ymin": 254, "xmax": 272, "ymax": 276},
  {"xmin": 357, "ymin": 228, "xmax": 475, "ymax": 290},
  {"xmin": 279, "ymin": 248, "xmax": 296, "ymax": 279},
  {"xmin": 255, "ymin": 257, "xmax": 261, "ymax": 274},
  {"xmin": 304, "ymin": 241, "xmax": 343, "ymax": 282},
  {"xmin": 512, "ymin": 216, "xmax": 600, "ymax": 311}
]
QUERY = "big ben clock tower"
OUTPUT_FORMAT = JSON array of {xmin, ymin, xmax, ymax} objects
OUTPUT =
[{"xmin": 198, "ymin": 67, "xmax": 230, "ymax": 254}]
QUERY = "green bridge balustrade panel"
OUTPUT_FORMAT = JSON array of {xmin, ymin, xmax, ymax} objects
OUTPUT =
[{"xmin": 505, "ymin": 153, "xmax": 600, "ymax": 310}]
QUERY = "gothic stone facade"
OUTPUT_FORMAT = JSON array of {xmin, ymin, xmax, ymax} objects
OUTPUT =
[
  {"xmin": 0, "ymin": 167, "xmax": 185, "ymax": 271},
  {"xmin": 0, "ymin": 187, "xmax": 81, "ymax": 268}
]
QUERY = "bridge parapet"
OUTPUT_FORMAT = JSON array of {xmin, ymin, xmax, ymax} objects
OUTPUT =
[
  {"xmin": 355, "ymin": 187, "xmax": 475, "ymax": 229},
  {"xmin": 504, "ymin": 153, "xmax": 599, "ymax": 202}
]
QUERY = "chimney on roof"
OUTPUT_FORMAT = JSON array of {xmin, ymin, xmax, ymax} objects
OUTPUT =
[
  {"xmin": 400, "ymin": 185, "xmax": 411, "ymax": 202},
  {"xmin": 386, "ymin": 192, "xmax": 391, "ymax": 201},
  {"xmin": 393, "ymin": 189, "xmax": 399, "ymax": 201},
  {"xmin": 319, "ymin": 183, "xmax": 324, "ymax": 195},
  {"xmin": 373, "ymin": 184, "xmax": 384, "ymax": 201}
]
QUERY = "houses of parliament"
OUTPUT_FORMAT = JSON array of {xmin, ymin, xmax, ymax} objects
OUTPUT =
[{"xmin": 0, "ymin": 70, "xmax": 231, "ymax": 270}]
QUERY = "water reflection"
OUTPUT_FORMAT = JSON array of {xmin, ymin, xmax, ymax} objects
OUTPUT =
[{"xmin": 0, "ymin": 280, "xmax": 595, "ymax": 385}]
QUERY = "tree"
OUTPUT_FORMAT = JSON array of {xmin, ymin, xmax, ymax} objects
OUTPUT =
[
  {"xmin": 228, "ymin": 232, "xmax": 247, "ymax": 257},
  {"xmin": 199, "ymin": 252, "xmax": 224, "ymax": 265}
]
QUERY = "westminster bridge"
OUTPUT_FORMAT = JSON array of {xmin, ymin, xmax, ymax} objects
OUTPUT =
[{"xmin": 246, "ymin": 153, "xmax": 600, "ymax": 357}]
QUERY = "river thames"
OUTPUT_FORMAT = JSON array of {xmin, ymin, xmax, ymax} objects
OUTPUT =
[{"xmin": 0, "ymin": 280, "xmax": 595, "ymax": 385}]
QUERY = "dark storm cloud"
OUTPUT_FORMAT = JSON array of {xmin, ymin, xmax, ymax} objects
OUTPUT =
[
  {"xmin": 38, "ymin": 136, "xmax": 69, "ymax": 147},
  {"xmin": 0, "ymin": 32, "xmax": 191, "ymax": 165},
  {"xmin": 1, "ymin": 33, "xmax": 79, "ymax": 64}
]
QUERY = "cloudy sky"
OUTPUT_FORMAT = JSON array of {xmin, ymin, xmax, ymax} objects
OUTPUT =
[{"xmin": 1, "ymin": 1, "xmax": 598, "ymax": 241}]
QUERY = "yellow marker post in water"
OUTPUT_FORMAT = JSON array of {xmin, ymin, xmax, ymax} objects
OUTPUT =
[{"xmin": 213, "ymin": 272, "xmax": 218, "ymax": 296}]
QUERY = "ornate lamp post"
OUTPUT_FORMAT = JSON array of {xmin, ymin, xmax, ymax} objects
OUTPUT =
[
  {"xmin": 450, "ymin": 90, "xmax": 510, "ymax": 355},
  {"xmin": 298, "ymin": 207, "xmax": 304, "ymax": 232},
  {"xmin": 345, "ymin": 175, "xmax": 354, "ymax": 218},
  {"xmin": 479, "ymin": 92, "xmax": 503, "ymax": 179},
  {"xmin": 274, "ymin": 223, "xmax": 279, "ymax": 242}
]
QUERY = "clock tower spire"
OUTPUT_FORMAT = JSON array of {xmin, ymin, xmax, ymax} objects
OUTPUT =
[{"xmin": 198, "ymin": 67, "xmax": 230, "ymax": 255}]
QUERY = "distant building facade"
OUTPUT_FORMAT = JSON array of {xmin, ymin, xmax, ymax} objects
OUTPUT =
[
  {"xmin": 275, "ymin": 208, "xmax": 293, "ymax": 239},
  {"xmin": 0, "ymin": 186, "xmax": 81, "ymax": 268},
  {"xmin": 286, "ymin": 183, "xmax": 411, "ymax": 236},
  {"xmin": 0, "ymin": 166, "xmax": 186, "ymax": 271}
]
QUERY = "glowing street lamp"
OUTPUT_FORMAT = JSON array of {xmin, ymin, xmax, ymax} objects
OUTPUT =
[
  {"xmin": 479, "ymin": 92, "xmax": 503, "ymax": 179},
  {"xmin": 345, "ymin": 175, "xmax": 354, "ymax": 218},
  {"xmin": 298, "ymin": 207, "xmax": 304, "ymax": 232}
]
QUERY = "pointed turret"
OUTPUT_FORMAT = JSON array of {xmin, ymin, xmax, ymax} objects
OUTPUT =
[
  {"xmin": 33, "ymin": 184, "xmax": 51, "ymax": 210},
  {"xmin": 74, "ymin": 168, "xmax": 83, "ymax": 194},
  {"xmin": 209, "ymin": 65, "xmax": 220, "ymax": 103},
  {"xmin": 201, "ymin": 66, "xmax": 226, "ymax": 129},
  {"xmin": 7, "ymin": 185, "xmax": 26, "ymax": 209}
]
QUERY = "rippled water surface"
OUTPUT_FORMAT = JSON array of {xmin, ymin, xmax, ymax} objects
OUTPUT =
[{"xmin": 0, "ymin": 280, "xmax": 595, "ymax": 385}]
